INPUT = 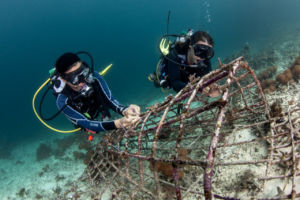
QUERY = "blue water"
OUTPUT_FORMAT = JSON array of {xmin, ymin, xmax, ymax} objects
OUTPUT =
[{"xmin": 0, "ymin": 0, "xmax": 300, "ymax": 153}]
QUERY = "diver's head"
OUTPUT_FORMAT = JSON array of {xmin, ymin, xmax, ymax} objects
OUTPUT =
[
  {"xmin": 190, "ymin": 31, "xmax": 214, "ymax": 47},
  {"xmin": 55, "ymin": 52, "xmax": 94, "ymax": 95},
  {"xmin": 187, "ymin": 31, "xmax": 214, "ymax": 66},
  {"xmin": 55, "ymin": 52, "xmax": 81, "ymax": 75}
]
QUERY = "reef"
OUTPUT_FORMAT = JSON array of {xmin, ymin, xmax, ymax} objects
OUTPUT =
[
  {"xmin": 73, "ymin": 151, "xmax": 86, "ymax": 160},
  {"xmin": 36, "ymin": 143, "xmax": 52, "ymax": 161},
  {"xmin": 223, "ymin": 43, "xmax": 278, "ymax": 70},
  {"xmin": 0, "ymin": 137, "xmax": 13, "ymax": 160},
  {"xmin": 16, "ymin": 188, "xmax": 27, "ymax": 198},
  {"xmin": 256, "ymin": 55, "xmax": 300, "ymax": 94}
]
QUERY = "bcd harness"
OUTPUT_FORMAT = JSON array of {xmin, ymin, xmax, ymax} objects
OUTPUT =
[{"xmin": 55, "ymin": 79, "xmax": 110, "ymax": 118}]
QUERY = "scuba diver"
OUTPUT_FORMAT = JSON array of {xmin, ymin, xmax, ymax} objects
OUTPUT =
[
  {"xmin": 51, "ymin": 52, "xmax": 140, "ymax": 134},
  {"xmin": 149, "ymin": 30, "xmax": 220, "ymax": 97}
]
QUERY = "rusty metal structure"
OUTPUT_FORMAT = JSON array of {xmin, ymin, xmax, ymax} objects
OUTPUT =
[{"xmin": 81, "ymin": 57, "xmax": 299, "ymax": 200}]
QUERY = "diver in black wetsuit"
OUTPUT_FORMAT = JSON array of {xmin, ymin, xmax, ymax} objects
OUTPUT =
[
  {"xmin": 167, "ymin": 31, "xmax": 215, "ymax": 92},
  {"xmin": 52, "ymin": 52, "xmax": 140, "ymax": 134}
]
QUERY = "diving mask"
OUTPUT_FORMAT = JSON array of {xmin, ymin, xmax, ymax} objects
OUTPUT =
[
  {"xmin": 193, "ymin": 44, "xmax": 214, "ymax": 60},
  {"xmin": 64, "ymin": 63, "xmax": 93, "ymax": 85}
]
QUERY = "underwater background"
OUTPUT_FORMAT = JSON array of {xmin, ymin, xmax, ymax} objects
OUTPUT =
[{"xmin": 0, "ymin": 0, "xmax": 300, "ymax": 198}]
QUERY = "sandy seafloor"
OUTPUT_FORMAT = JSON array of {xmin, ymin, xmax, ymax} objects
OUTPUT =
[{"xmin": 1, "ymin": 30, "xmax": 300, "ymax": 200}]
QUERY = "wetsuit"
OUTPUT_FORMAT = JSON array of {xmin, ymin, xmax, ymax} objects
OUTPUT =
[
  {"xmin": 53, "ymin": 72, "xmax": 127, "ymax": 133},
  {"xmin": 167, "ymin": 45, "xmax": 212, "ymax": 92}
]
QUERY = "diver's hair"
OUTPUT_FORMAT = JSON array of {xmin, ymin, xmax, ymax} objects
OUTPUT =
[
  {"xmin": 175, "ymin": 30, "xmax": 214, "ymax": 54},
  {"xmin": 190, "ymin": 31, "xmax": 214, "ymax": 46},
  {"xmin": 55, "ymin": 52, "xmax": 80, "ymax": 75}
]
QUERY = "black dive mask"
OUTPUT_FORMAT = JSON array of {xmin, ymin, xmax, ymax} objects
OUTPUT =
[
  {"xmin": 64, "ymin": 63, "xmax": 95, "ymax": 97},
  {"xmin": 64, "ymin": 63, "xmax": 94, "ymax": 85},
  {"xmin": 193, "ymin": 44, "xmax": 214, "ymax": 60}
]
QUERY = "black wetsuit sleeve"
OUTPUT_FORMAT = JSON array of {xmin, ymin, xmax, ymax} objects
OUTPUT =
[
  {"xmin": 167, "ymin": 58, "xmax": 187, "ymax": 93},
  {"xmin": 93, "ymin": 72, "xmax": 127, "ymax": 115},
  {"xmin": 56, "ymin": 93, "xmax": 117, "ymax": 133}
]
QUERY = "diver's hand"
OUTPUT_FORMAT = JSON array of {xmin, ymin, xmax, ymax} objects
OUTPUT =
[
  {"xmin": 114, "ymin": 118, "xmax": 124, "ymax": 129},
  {"xmin": 123, "ymin": 115, "xmax": 141, "ymax": 128},
  {"xmin": 114, "ymin": 115, "xmax": 141, "ymax": 129},
  {"xmin": 123, "ymin": 104, "xmax": 140, "ymax": 117}
]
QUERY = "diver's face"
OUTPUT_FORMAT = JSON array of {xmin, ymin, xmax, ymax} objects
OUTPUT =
[
  {"xmin": 63, "ymin": 62, "xmax": 85, "ymax": 92},
  {"xmin": 187, "ymin": 40, "xmax": 213, "ymax": 65},
  {"xmin": 65, "ymin": 61, "xmax": 81, "ymax": 73}
]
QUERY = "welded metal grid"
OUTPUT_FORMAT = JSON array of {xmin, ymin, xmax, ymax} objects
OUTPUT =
[{"xmin": 83, "ymin": 57, "xmax": 300, "ymax": 200}]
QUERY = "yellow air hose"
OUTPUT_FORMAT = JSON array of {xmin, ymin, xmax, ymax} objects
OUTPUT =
[{"xmin": 32, "ymin": 78, "xmax": 81, "ymax": 133}]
